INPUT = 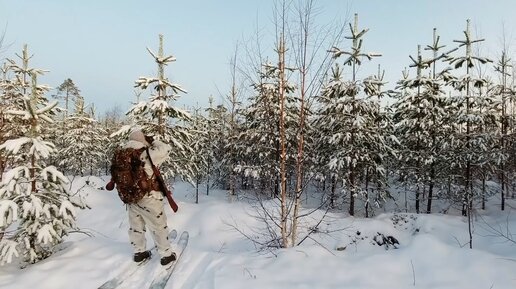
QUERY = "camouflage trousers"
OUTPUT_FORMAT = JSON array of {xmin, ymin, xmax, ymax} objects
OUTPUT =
[{"xmin": 127, "ymin": 193, "xmax": 172, "ymax": 258}]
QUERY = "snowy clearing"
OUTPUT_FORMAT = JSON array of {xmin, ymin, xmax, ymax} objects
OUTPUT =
[{"xmin": 1, "ymin": 176, "xmax": 515, "ymax": 289}]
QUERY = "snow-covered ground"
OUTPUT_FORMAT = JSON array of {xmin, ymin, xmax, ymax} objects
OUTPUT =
[{"xmin": 1, "ymin": 176, "xmax": 516, "ymax": 289}]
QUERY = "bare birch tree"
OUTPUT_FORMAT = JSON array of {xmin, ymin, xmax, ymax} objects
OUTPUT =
[{"xmin": 289, "ymin": 0, "xmax": 342, "ymax": 246}]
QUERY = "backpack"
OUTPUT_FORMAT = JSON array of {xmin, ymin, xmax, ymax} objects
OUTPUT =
[{"xmin": 109, "ymin": 147, "xmax": 152, "ymax": 204}]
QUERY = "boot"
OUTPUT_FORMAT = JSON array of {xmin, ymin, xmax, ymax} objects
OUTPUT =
[
  {"xmin": 160, "ymin": 252, "xmax": 177, "ymax": 266},
  {"xmin": 133, "ymin": 250, "xmax": 151, "ymax": 262}
]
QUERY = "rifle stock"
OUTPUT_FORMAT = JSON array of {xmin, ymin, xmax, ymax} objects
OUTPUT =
[
  {"xmin": 146, "ymin": 148, "xmax": 178, "ymax": 213},
  {"xmin": 152, "ymin": 165, "xmax": 179, "ymax": 213},
  {"xmin": 165, "ymin": 190, "xmax": 178, "ymax": 212},
  {"xmin": 153, "ymin": 166, "xmax": 178, "ymax": 212}
]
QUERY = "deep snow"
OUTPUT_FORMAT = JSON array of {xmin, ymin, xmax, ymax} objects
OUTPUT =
[{"xmin": 1, "ymin": 176, "xmax": 515, "ymax": 289}]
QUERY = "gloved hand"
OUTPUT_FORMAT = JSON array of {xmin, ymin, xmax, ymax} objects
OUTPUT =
[{"xmin": 106, "ymin": 180, "xmax": 115, "ymax": 191}]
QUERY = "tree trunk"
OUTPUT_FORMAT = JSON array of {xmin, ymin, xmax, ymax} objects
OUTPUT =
[
  {"xmin": 415, "ymin": 184, "xmax": 420, "ymax": 214},
  {"xmin": 330, "ymin": 176, "xmax": 336, "ymax": 208},
  {"xmin": 195, "ymin": 175, "xmax": 199, "ymax": 204},
  {"xmin": 278, "ymin": 36, "xmax": 289, "ymax": 248},
  {"xmin": 349, "ymin": 168, "xmax": 355, "ymax": 216},
  {"xmin": 426, "ymin": 178, "xmax": 434, "ymax": 214},
  {"xmin": 365, "ymin": 169, "xmax": 370, "ymax": 218}
]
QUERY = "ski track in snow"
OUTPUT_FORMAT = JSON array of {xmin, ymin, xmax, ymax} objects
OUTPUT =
[
  {"xmin": 175, "ymin": 251, "xmax": 218, "ymax": 289},
  {"xmin": 122, "ymin": 258, "xmax": 160, "ymax": 289}
]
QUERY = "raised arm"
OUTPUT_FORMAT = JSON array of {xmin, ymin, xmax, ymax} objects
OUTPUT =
[{"xmin": 146, "ymin": 140, "xmax": 171, "ymax": 167}]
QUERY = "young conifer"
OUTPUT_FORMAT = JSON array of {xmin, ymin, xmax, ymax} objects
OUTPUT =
[
  {"xmin": 314, "ymin": 13, "xmax": 386, "ymax": 216},
  {"xmin": 0, "ymin": 45, "xmax": 84, "ymax": 265},
  {"xmin": 127, "ymin": 35, "xmax": 194, "ymax": 180}
]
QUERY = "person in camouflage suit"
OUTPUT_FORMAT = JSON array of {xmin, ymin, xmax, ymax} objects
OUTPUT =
[{"xmin": 124, "ymin": 129, "xmax": 176, "ymax": 266}]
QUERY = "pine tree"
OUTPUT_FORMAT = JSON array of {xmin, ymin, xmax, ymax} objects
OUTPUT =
[
  {"xmin": 447, "ymin": 19, "xmax": 494, "ymax": 220},
  {"xmin": 57, "ymin": 96, "xmax": 107, "ymax": 176},
  {"xmin": 47, "ymin": 78, "xmax": 81, "ymax": 170},
  {"xmin": 0, "ymin": 45, "xmax": 84, "ymax": 265},
  {"xmin": 54, "ymin": 78, "xmax": 80, "ymax": 119},
  {"xmin": 236, "ymin": 60, "xmax": 298, "ymax": 198},
  {"xmin": 491, "ymin": 49, "xmax": 516, "ymax": 210},
  {"xmin": 225, "ymin": 48, "xmax": 242, "ymax": 198},
  {"xmin": 128, "ymin": 34, "xmax": 194, "ymax": 180},
  {"xmin": 314, "ymin": 13, "xmax": 386, "ymax": 216},
  {"xmin": 205, "ymin": 96, "xmax": 230, "ymax": 192},
  {"xmin": 312, "ymin": 65, "xmax": 352, "ymax": 208},
  {"xmin": 0, "ymin": 62, "xmax": 14, "ymax": 178},
  {"xmin": 190, "ymin": 106, "xmax": 209, "ymax": 203},
  {"xmin": 101, "ymin": 105, "xmax": 129, "ymax": 174},
  {"xmin": 313, "ymin": 63, "xmax": 392, "ymax": 216},
  {"xmin": 393, "ymin": 28, "xmax": 457, "ymax": 213},
  {"xmin": 362, "ymin": 64, "xmax": 394, "ymax": 217}
]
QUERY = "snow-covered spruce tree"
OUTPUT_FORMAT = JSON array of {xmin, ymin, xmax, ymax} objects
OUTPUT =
[
  {"xmin": 421, "ymin": 29, "xmax": 459, "ymax": 213},
  {"xmin": 204, "ymin": 98, "xmax": 216, "ymax": 196},
  {"xmin": 507, "ymin": 54, "xmax": 516, "ymax": 201},
  {"xmin": 100, "ymin": 105, "xmax": 129, "ymax": 174},
  {"xmin": 204, "ymin": 96, "xmax": 230, "ymax": 192},
  {"xmin": 1, "ymin": 49, "xmax": 49, "ymax": 178},
  {"xmin": 490, "ymin": 49, "xmax": 516, "ymax": 210},
  {"xmin": 57, "ymin": 96, "xmax": 107, "ymax": 176},
  {"xmin": 190, "ymin": 106, "xmax": 209, "ymax": 203},
  {"xmin": 236, "ymin": 59, "xmax": 298, "ymax": 198},
  {"xmin": 472, "ymin": 76, "xmax": 499, "ymax": 211},
  {"xmin": 392, "ymin": 29, "xmax": 457, "ymax": 214},
  {"xmin": 362, "ymin": 64, "xmax": 395, "ymax": 217},
  {"xmin": 313, "ymin": 64, "xmax": 393, "ymax": 216},
  {"xmin": 313, "ymin": 13, "xmax": 390, "ymax": 216},
  {"xmin": 1, "ymin": 55, "xmax": 34, "ymax": 144},
  {"xmin": 50, "ymin": 78, "xmax": 81, "ymax": 170},
  {"xmin": 311, "ymin": 65, "xmax": 349, "ymax": 209},
  {"xmin": 0, "ymin": 45, "xmax": 84, "ymax": 265},
  {"xmin": 87, "ymin": 104, "xmax": 110, "ymax": 175},
  {"xmin": 220, "ymin": 46, "xmax": 245, "ymax": 199},
  {"xmin": 127, "ymin": 34, "xmax": 194, "ymax": 180},
  {"xmin": 0, "ymin": 62, "xmax": 15, "ymax": 178},
  {"xmin": 446, "ymin": 19, "xmax": 495, "ymax": 219}
]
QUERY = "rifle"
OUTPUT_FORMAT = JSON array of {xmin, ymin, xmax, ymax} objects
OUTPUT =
[{"xmin": 146, "ymin": 148, "xmax": 178, "ymax": 213}]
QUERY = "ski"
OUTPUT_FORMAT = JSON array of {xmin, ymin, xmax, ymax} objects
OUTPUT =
[
  {"xmin": 97, "ymin": 229, "xmax": 178, "ymax": 289},
  {"xmin": 148, "ymin": 231, "xmax": 189, "ymax": 289}
]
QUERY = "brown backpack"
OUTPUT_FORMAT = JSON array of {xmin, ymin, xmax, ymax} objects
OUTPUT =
[{"xmin": 109, "ymin": 147, "xmax": 152, "ymax": 204}]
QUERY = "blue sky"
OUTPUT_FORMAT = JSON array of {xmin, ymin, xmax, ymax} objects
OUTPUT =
[{"xmin": 1, "ymin": 0, "xmax": 516, "ymax": 115}]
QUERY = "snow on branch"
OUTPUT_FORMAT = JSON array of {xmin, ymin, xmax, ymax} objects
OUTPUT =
[
  {"xmin": 0, "ymin": 166, "xmax": 30, "ymax": 196},
  {"xmin": 35, "ymin": 100, "xmax": 58, "ymax": 120},
  {"xmin": 110, "ymin": 124, "xmax": 133, "ymax": 138},
  {"xmin": 161, "ymin": 79, "xmax": 187, "ymax": 93},
  {"xmin": 135, "ymin": 77, "xmax": 159, "ymax": 90},
  {"xmin": 37, "ymin": 224, "xmax": 60, "ymax": 245},
  {"xmin": 30, "ymin": 138, "xmax": 56, "ymax": 159},
  {"xmin": 146, "ymin": 47, "xmax": 177, "ymax": 64},
  {"xmin": 126, "ymin": 101, "xmax": 149, "ymax": 116},
  {"xmin": 0, "ymin": 240, "xmax": 19, "ymax": 266},
  {"xmin": 0, "ymin": 200, "xmax": 18, "ymax": 228},
  {"xmin": 22, "ymin": 195, "xmax": 44, "ymax": 220},
  {"xmin": 135, "ymin": 77, "xmax": 188, "ymax": 94},
  {"xmin": 0, "ymin": 137, "xmax": 32, "ymax": 155},
  {"xmin": 41, "ymin": 166, "xmax": 69, "ymax": 184},
  {"xmin": 58, "ymin": 200, "xmax": 77, "ymax": 221}
]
